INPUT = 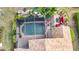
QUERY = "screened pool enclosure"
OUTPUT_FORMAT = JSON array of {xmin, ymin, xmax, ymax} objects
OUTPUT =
[
  {"xmin": 16, "ymin": 15, "xmax": 45, "ymax": 39},
  {"xmin": 16, "ymin": 15, "xmax": 47, "ymax": 48},
  {"xmin": 16, "ymin": 14, "xmax": 64, "ymax": 49}
]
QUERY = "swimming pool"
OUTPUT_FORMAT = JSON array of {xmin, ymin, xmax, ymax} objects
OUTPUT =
[{"xmin": 22, "ymin": 23, "xmax": 45, "ymax": 35}]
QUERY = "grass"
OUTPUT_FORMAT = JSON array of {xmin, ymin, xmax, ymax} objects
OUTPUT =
[
  {"xmin": 70, "ymin": 27, "xmax": 75, "ymax": 42},
  {"xmin": 0, "ymin": 27, "xmax": 4, "ymax": 43},
  {"xmin": 74, "ymin": 13, "xmax": 79, "ymax": 37}
]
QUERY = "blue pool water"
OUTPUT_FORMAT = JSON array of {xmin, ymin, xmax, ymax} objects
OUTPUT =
[{"xmin": 22, "ymin": 23, "xmax": 45, "ymax": 35}]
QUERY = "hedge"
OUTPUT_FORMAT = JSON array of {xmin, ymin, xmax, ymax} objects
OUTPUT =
[
  {"xmin": 70, "ymin": 27, "xmax": 75, "ymax": 42},
  {"xmin": 74, "ymin": 13, "xmax": 79, "ymax": 37}
]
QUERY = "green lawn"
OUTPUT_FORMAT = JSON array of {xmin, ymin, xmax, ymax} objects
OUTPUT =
[{"xmin": 70, "ymin": 27, "xmax": 75, "ymax": 42}]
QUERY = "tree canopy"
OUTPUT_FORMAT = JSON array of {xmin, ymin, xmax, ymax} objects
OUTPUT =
[{"xmin": 32, "ymin": 7, "xmax": 57, "ymax": 18}]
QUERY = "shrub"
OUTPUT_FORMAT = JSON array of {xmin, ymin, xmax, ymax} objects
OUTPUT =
[
  {"xmin": 0, "ymin": 26, "xmax": 4, "ymax": 43},
  {"xmin": 74, "ymin": 13, "xmax": 79, "ymax": 37},
  {"xmin": 12, "ymin": 15, "xmax": 25, "ymax": 42},
  {"xmin": 70, "ymin": 27, "xmax": 75, "ymax": 42}
]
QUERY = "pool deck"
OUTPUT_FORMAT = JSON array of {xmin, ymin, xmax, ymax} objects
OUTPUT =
[{"xmin": 15, "ymin": 25, "xmax": 73, "ymax": 51}]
